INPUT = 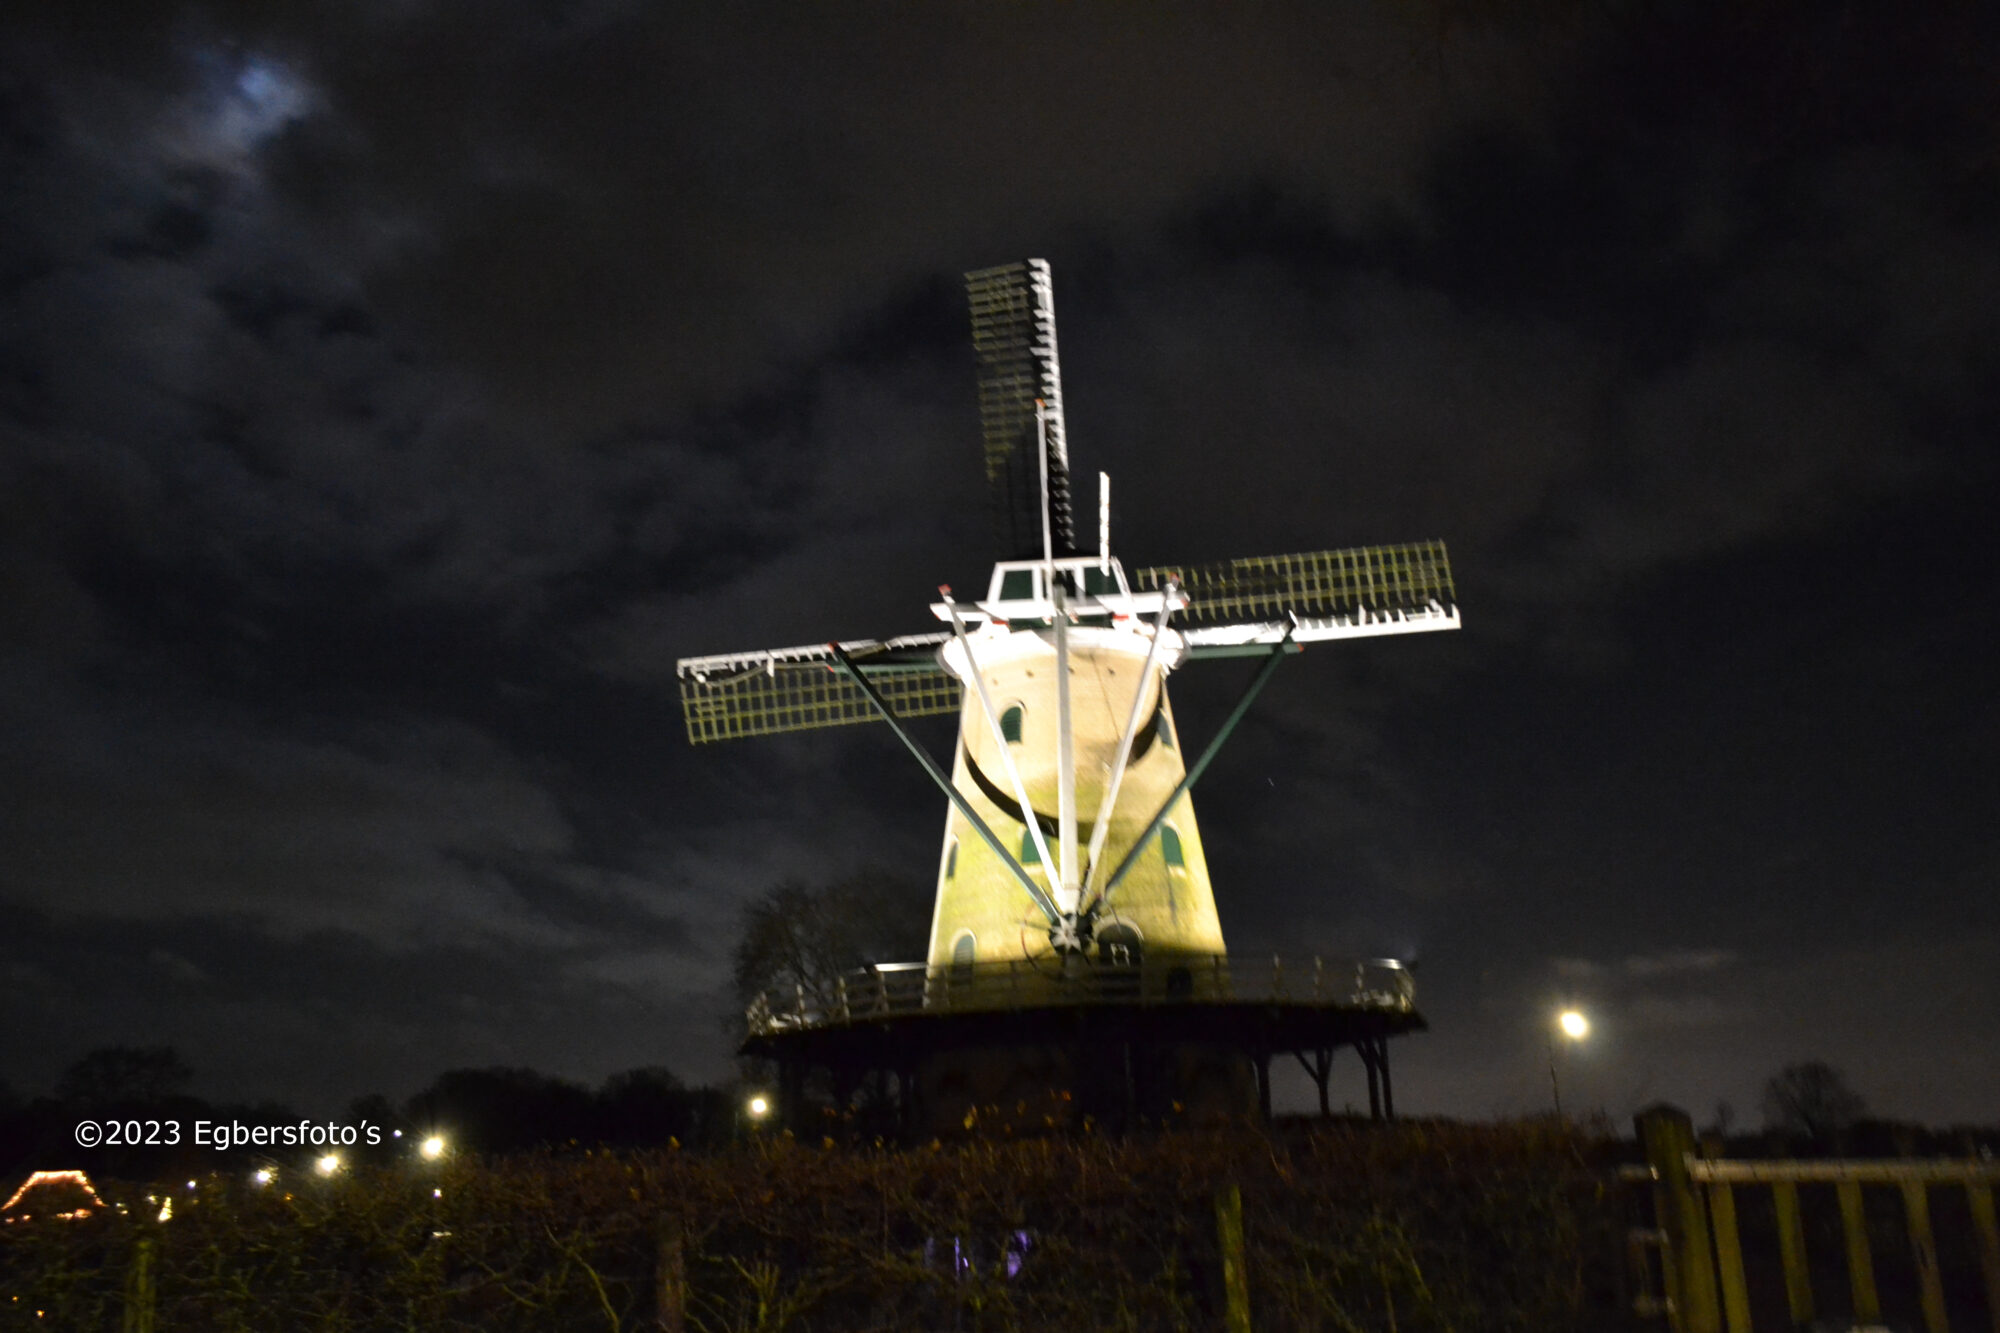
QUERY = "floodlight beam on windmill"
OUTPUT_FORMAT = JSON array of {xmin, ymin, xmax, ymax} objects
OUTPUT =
[{"xmin": 677, "ymin": 259, "xmax": 1459, "ymax": 982}]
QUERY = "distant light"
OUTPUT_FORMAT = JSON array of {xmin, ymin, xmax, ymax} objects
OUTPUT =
[
  {"xmin": 747, "ymin": 1095, "xmax": 770, "ymax": 1118},
  {"xmin": 419, "ymin": 1135, "xmax": 446, "ymax": 1160},
  {"xmin": 393, "ymin": 1130, "xmax": 403, "ymax": 1138},
  {"xmin": 252, "ymin": 1169, "xmax": 273, "ymax": 1186},
  {"xmin": 432, "ymin": 1188, "xmax": 442, "ymax": 1198},
  {"xmin": 1558, "ymin": 1010, "xmax": 1590, "ymax": 1040},
  {"xmin": 187, "ymin": 1180, "xmax": 197, "ymax": 1191},
  {"xmin": 1, "ymin": 1170, "xmax": 107, "ymax": 1220},
  {"xmin": 316, "ymin": 1154, "xmax": 341, "ymax": 1176}
]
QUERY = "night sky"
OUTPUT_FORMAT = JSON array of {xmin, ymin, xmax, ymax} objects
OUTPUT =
[{"xmin": 3, "ymin": 3, "xmax": 1996, "ymax": 1127}]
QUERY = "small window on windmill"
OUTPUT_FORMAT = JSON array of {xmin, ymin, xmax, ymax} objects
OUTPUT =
[
  {"xmin": 1158, "ymin": 711, "xmax": 1176, "ymax": 750},
  {"xmin": 999, "ymin": 570, "xmax": 1037, "ymax": 601},
  {"xmin": 1000, "ymin": 704, "xmax": 1025, "ymax": 744},
  {"xmin": 1161, "ymin": 824, "xmax": 1185, "ymax": 871},
  {"xmin": 1020, "ymin": 829, "xmax": 1041, "ymax": 865},
  {"xmin": 950, "ymin": 932, "xmax": 975, "ymax": 985},
  {"xmin": 1082, "ymin": 565, "xmax": 1121, "ymax": 597},
  {"xmin": 943, "ymin": 840, "xmax": 958, "ymax": 882}
]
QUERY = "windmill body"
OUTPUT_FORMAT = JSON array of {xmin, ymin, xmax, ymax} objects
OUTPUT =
[{"xmin": 926, "ymin": 557, "xmax": 1225, "ymax": 976}]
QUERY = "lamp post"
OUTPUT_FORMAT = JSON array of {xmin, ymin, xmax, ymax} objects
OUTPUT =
[{"xmin": 1550, "ymin": 1009, "xmax": 1588, "ymax": 1119}]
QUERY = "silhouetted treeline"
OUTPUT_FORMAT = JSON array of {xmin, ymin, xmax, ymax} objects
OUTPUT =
[
  {"xmin": 0, "ymin": 1047, "xmax": 736, "ymax": 1181},
  {"xmin": 398, "ymin": 1064, "xmax": 733, "ymax": 1155}
]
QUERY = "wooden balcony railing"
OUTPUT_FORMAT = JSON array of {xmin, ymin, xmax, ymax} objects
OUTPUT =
[{"xmin": 745, "ymin": 954, "xmax": 1415, "ymax": 1037}]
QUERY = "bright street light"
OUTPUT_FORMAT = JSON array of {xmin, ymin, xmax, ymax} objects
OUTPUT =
[
  {"xmin": 419, "ymin": 1135, "xmax": 447, "ymax": 1160},
  {"xmin": 315, "ymin": 1153, "xmax": 342, "ymax": 1176},
  {"xmin": 747, "ymin": 1095, "xmax": 770, "ymax": 1119},
  {"xmin": 1549, "ymin": 1008, "xmax": 1590, "ymax": 1119}
]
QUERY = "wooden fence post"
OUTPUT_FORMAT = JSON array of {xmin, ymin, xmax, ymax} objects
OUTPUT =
[
  {"xmin": 657, "ymin": 1213, "xmax": 686, "ymax": 1333},
  {"xmin": 1968, "ymin": 1182, "xmax": 2000, "ymax": 1333},
  {"xmin": 1900, "ymin": 1180, "xmax": 1948, "ymax": 1333},
  {"xmin": 122, "ymin": 1234, "xmax": 155, "ymax": 1333},
  {"xmin": 1637, "ymin": 1105, "xmax": 1721, "ymax": 1333},
  {"xmin": 1837, "ymin": 1179, "xmax": 1881, "ymax": 1324},
  {"xmin": 1215, "ymin": 1183, "xmax": 1251, "ymax": 1333},
  {"xmin": 1771, "ymin": 1179, "xmax": 1815, "ymax": 1327},
  {"xmin": 1703, "ymin": 1178, "xmax": 1752, "ymax": 1332}
]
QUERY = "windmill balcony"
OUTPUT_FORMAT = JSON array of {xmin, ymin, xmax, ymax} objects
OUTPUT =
[{"xmin": 744, "ymin": 954, "xmax": 1415, "ymax": 1036}]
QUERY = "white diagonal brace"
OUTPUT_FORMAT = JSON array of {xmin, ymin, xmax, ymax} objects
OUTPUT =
[
  {"xmin": 827, "ymin": 643, "xmax": 1060, "ymax": 925},
  {"xmin": 939, "ymin": 588, "xmax": 1057, "ymax": 885},
  {"xmin": 1082, "ymin": 579, "xmax": 1176, "ymax": 896}
]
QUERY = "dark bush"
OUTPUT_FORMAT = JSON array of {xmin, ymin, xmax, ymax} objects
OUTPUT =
[{"xmin": 0, "ymin": 1119, "xmax": 1631, "ymax": 1331}]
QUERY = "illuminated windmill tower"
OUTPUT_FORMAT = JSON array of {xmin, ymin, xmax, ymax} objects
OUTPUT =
[{"xmin": 679, "ymin": 261, "xmax": 1458, "ymax": 1130}]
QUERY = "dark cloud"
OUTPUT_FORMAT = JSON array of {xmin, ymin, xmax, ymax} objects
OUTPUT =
[{"xmin": 0, "ymin": 1, "xmax": 1995, "ymax": 1118}]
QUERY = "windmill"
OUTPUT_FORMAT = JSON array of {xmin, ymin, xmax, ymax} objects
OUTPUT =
[{"xmin": 679, "ymin": 260, "xmax": 1458, "ymax": 990}]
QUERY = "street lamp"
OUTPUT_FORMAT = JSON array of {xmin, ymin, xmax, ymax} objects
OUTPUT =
[
  {"xmin": 747, "ymin": 1094, "xmax": 770, "ymax": 1120},
  {"xmin": 1549, "ymin": 1009, "xmax": 1589, "ymax": 1118},
  {"xmin": 419, "ymin": 1134, "xmax": 447, "ymax": 1161}
]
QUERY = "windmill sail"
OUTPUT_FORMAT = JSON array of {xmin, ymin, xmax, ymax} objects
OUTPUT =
[
  {"xmin": 966, "ymin": 260, "xmax": 1074, "ymax": 559},
  {"xmin": 678, "ymin": 636, "xmax": 960, "ymax": 744},
  {"xmin": 1135, "ymin": 541, "xmax": 1459, "ymax": 655}
]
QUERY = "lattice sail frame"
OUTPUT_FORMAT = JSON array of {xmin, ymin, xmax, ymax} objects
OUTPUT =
[
  {"xmin": 1136, "ymin": 541, "xmax": 1455, "ymax": 624},
  {"xmin": 678, "ymin": 638, "xmax": 960, "ymax": 744},
  {"xmin": 967, "ymin": 260, "xmax": 1073, "ymax": 558}
]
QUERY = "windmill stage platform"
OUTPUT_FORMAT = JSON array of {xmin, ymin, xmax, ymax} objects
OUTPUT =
[{"xmin": 741, "ymin": 953, "xmax": 1423, "ymax": 1134}]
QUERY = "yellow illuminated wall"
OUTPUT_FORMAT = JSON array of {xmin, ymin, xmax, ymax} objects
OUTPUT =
[{"xmin": 926, "ymin": 627, "xmax": 1225, "ymax": 968}]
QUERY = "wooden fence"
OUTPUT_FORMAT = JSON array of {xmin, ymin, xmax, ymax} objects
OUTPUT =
[{"xmin": 1627, "ymin": 1106, "xmax": 2000, "ymax": 1333}]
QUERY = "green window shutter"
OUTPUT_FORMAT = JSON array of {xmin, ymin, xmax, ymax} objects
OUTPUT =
[
  {"xmin": 1020, "ymin": 829, "xmax": 1040, "ymax": 864},
  {"xmin": 1161, "ymin": 825, "xmax": 1185, "ymax": 868},
  {"xmin": 1001, "ymin": 704, "xmax": 1024, "ymax": 744},
  {"xmin": 1158, "ymin": 712, "xmax": 1176, "ymax": 750},
  {"xmin": 944, "ymin": 841, "xmax": 957, "ymax": 880}
]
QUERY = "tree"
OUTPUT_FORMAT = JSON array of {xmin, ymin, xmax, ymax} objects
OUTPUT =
[
  {"xmin": 405, "ymin": 1067, "xmax": 596, "ymax": 1153},
  {"xmin": 1761, "ymin": 1060, "xmax": 1867, "ymax": 1139},
  {"xmin": 55, "ymin": 1046, "xmax": 192, "ymax": 1107},
  {"xmin": 730, "ymin": 868, "xmax": 930, "ymax": 1022},
  {"xmin": 596, "ymin": 1067, "xmax": 692, "ymax": 1146}
]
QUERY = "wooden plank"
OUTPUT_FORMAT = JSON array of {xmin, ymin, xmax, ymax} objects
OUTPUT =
[
  {"xmin": 1970, "ymin": 1182, "xmax": 2000, "ymax": 1333},
  {"xmin": 1695, "ymin": 1158, "xmax": 2000, "ymax": 1185},
  {"xmin": 1772, "ymin": 1180, "xmax": 1815, "ymax": 1327},
  {"xmin": 1902, "ymin": 1180, "xmax": 1948, "ymax": 1333},
  {"xmin": 1707, "ymin": 1182, "xmax": 1754, "ymax": 1333},
  {"xmin": 1839, "ymin": 1179, "xmax": 1881, "ymax": 1324}
]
